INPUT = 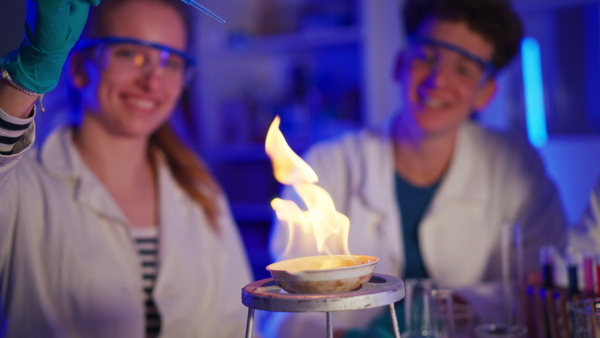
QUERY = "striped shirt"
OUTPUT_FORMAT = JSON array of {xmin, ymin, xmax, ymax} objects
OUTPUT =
[
  {"xmin": 131, "ymin": 227, "xmax": 161, "ymax": 338},
  {"xmin": 0, "ymin": 107, "xmax": 34, "ymax": 155}
]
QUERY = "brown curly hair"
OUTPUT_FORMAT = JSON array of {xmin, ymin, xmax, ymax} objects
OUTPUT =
[{"xmin": 403, "ymin": 0, "xmax": 524, "ymax": 72}]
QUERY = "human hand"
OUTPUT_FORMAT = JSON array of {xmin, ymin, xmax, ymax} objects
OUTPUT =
[{"xmin": 0, "ymin": 0, "xmax": 100, "ymax": 94}]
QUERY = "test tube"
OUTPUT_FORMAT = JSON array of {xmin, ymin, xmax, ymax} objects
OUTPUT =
[
  {"xmin": 540, "ymin": 245, "xmax": 555, "ymax": 289},
  {"xmin": 431, "ymin": 289, "xmax": 456, "ymax": 338},
  {"xmin": 583, "ymin": 251, "xmax": 595, "ymax": 294},
  {"xmin": 501, "ymin": 222, "xmax": 512, "ymax": 323},
  {"xmin": 595, "ymin": 253, "xmax": 600, "ymax": 294},
  {"xmin": 179, "ymin": 0, "xmax": 226, "ymax": 23},
  {"xmin": 565, "ymin": 250, "xmax": 579, "ymax": 295},
  {"xmin": 514, "ymin": 222, "xmax": 524, "ymax": 285}
]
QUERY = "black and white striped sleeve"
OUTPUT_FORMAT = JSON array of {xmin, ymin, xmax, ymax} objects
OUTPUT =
[{"xmin": 0, "ymin": 108, "xmax": 34, "ymax": 155}]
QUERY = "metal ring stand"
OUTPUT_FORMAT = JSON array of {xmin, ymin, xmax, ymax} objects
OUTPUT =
[{"xmin": 241, "ymin": 273, "xmax": 405, "ymax": 338}]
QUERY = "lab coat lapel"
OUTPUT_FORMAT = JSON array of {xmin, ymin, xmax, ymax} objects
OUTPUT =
[
  {"xmin": 153, "ymin": 158, "xmax": 188, "ymax": 298},
  {"xmin": 430, "ymin": 123, "xmax": 489, "ymax": 205},
  {"xmin": 348, "ymin": 126, "xmax": 403, "ymax": 276},
  {"xmin": 152, "ymin": 157, "xmax": 212, "ymax": 333},
  {"xmin": 419, "ymin": 123, "xmax": 492, "ymax": 286},
  {"xmin": 40, "ymin": 126, "xmax": 130, "ymax": 226}
]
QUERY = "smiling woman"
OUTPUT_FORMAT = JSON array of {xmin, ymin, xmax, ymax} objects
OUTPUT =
[{"xmin": 0, "ymin": 0, "xmax": 253, "ymax": 337}]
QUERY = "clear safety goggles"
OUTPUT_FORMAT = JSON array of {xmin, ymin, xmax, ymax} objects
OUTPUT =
[
  {"xmin": 406, "ymin": 35, "xmax": 497, "ymax": 87},
  {"xmin": 74, "ymin": 36, "xmax": 197, "ymax": 83}
]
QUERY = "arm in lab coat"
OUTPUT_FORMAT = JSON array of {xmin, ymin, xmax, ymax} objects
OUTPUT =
[
  {"xmin": 0, "ymin": 107, "xmax": 36, "ymax": 280},
  {"xmin": 569, "ymin": 178, "xmax": 600, "ymax": 252}
]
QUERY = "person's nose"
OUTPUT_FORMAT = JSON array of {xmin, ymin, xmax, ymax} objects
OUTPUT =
[
  {"xmin": 138, "ymin": 62, "xmax": 165, "ymax": 91},
  {"xmin": 424, "ymin": 58, "xmax": 452, "ymax": 88}
]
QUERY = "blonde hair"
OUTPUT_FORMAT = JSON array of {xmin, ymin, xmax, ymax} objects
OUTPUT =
[{"xmin": 150, "ymin": 123, "xmax": 222, "ymax": 232}]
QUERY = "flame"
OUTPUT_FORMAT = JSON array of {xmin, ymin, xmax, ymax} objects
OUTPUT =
[
  {"xmin": 266, "ymin": 116, "xmax": 350, "ymax": 261},
  {"xmin": 265, "ymin": 117, "xmax": 318, "ymax": 185}
]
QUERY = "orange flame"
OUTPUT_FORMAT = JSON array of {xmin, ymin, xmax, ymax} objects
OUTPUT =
[{"xmin": 266, "ymin": 116, "xmax": 350, "ymax": 261}]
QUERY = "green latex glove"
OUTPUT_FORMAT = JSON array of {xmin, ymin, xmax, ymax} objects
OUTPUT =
[{"xmin": 0, "ymin": 0, "xmax": 100, "ymax": 94}]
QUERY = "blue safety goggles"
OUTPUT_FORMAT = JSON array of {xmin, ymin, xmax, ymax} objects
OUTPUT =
[
  {"xmin": 408, "ymin": 35, "xmax": 497, "ymax": 77},
  {"xmin": 74, "ymin": 36, "xmax": 197, "ymax": 67}
]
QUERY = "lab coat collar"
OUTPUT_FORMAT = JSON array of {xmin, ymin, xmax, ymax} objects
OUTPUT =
[
  {"xmin": 39, "ymin": 126, "xmax": 81, "ymax": 181},
  {"xmin": 154, "ymin": 159, "xmax": 193, "ymax": 285},
  {"xmin": 352, "ymin": 119, "xmax": 403, "ymax": 267},
  {"xmin": 38, "ymin": 126, "xmax": 222, "ymax": 330},
  {"xmin": 38, "ymin": 126, "xmax": 133, "ymax": 226},
  {"xmin": 430, "ymin": 122, "xmax": 490, "ymax": 209},
  {"xmin": 39, "ymin": 126, "xmax": 181, "ymax": 226},
  {"xmin": 151, "ymin": 156, "xmax": 219, "ymax": 332},
  {"xmin": 38, "ymin": 125, "xmax": 211, "ymax": 241},
  {"xmin": 352, "ymin": 120, "xmax": 491, "ymax": 276},
  {"xmin": 359, "ymin": 120, "xmax": 490, "ymax": 210},
  {"xmin": 358, "ymin": 119, "xmax": 397, "ymax": 217}
]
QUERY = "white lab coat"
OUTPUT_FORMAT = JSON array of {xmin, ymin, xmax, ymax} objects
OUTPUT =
[
  {"xmin": 264, "ymin": 120, "xmax": 567, "ymax": 337},
  {"xmin": 0, "ymin": 123, "xmax": 253, "ymax": 338},
  {"xmin": 571, "ymin": 178, "xmax": 600, "ymax": 252}
]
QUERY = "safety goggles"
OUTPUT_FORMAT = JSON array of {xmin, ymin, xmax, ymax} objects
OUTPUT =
[
  {"xmin": 74, "ymin": 36, "xmax": 197, "ymax": 83},
  {"xmin": 406, "ymin": 35, "xmax": 497, "ymax": 86}
]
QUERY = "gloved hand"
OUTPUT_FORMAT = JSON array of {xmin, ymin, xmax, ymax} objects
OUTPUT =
[{"xmin": 0, "ymin": 0, "xmax": 100, "ymax": 94}]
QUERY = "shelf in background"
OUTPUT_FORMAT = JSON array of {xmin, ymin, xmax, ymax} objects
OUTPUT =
[
  {"xmin": 206, "ymin": 26, "xmax": 361, "ymax": 57},
  {"xmin": 206, "ymin": 143, "xmax": 268, "ymax": 162},
  {"xmin": 231, "ymin": 202, "xmax": 274, "ymax": 223}
]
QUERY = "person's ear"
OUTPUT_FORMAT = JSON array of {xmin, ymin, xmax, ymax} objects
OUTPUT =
[
  {"xmin": 68, "ymin": 51, "xmax": 89, "ymax": 89},
  {"xmin": 473, "ymin": 79, "xmax": 497, "ymax": 111}
]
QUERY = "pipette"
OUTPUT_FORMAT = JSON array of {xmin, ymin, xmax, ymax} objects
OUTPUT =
[{"xmin": 180, "ymin": 0, "xmax": 226, "ymax": 23}]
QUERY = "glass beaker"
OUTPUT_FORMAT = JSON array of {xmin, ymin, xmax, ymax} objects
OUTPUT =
[
  {"xmin": 430, "ymin": 289, "xmax": 455, "ymax": 338},
  {"xmin": 474, "ymin": 323, "xmax": 527, "ymax": 337},
  {"xmin": 571, "ymin": 297, "xmax": 600, "ymax": 337},
  {"xmin": 448, "ymin": 304, "xmax": 477, "ymax": 338},
  {"xmin": 402, "ymin": 278, "xmax": 436, "ymax": 338},
  {"xmin": 403, "ymin": 280, "xmax": 467, "ymax": 338}
]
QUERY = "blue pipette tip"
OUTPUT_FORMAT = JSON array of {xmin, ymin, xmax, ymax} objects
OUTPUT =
[{"xmin": 180, "ymin": 0, "xmax": 226, "ymax": 23}]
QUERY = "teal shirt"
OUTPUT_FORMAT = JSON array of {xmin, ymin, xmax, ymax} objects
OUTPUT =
[
  {"xmin": 396, "ymin": 173, "xmax": 439, "ymax": 279},
  {"xmin": 344, "ymin": 173, "xmax": 440, "ymax": 338}
]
